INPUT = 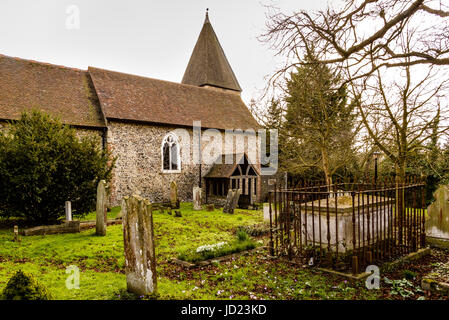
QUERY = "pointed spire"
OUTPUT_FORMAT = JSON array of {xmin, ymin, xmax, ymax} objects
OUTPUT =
[
  {"xmin": 205, "ymin": 8, "xmax": 210, "ymax": 23},
  {"xmin": 181, "ymin": 10, "xmax": 242, "ymax": 92}
]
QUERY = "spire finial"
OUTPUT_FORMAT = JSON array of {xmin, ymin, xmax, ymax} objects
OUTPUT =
[{"xmin": 205, "ymin": 8, "xmax": 210, "ymax": 23}]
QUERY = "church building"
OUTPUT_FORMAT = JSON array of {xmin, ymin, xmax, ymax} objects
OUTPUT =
[{"xmin": 0, "ymin": 12, "xmax": 263, "ymax": 207}]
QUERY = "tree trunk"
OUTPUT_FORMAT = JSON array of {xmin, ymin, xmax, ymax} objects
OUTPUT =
[
  {"xmin": 395, "ymin": 160, "xmax": 406, "ymax": 245},
  {"xmin": 321, "ymin": 147, "xmax": 333, "ymax": 190}
]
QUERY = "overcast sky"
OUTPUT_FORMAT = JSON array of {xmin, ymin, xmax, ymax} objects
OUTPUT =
[{"xmin": 0, "ymin": 0, "xmax": 328, "ymax": 105}]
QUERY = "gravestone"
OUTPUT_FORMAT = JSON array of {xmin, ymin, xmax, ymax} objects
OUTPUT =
[
  {"xmin": 231, "ymin": 189, "xmax": 242, "ymax": 211},
  {"xmin": 426, "ymin": 185, "xmax": 449, "ymax": 239},
  {"xmin": 205, "ymin": 204, "xmax": 214, "ymax": 212},
  {"xmin": 263, "ymin": 203, "xmax": 274, "ymax": 222},
  {"xmin": 222, "ymin": 190, "xmax": 235, "ymax": 214},
  {"xmin": 13, "ymin": 225, "xmax": 18, "ymax": 242},
  {"xmin": 193, "ymin": 186, "xmax": 202, "ymax": 211},
  {"xmin": 122, "ymin": 195, "xmax": 157, "ymax": 295},
  {"xmin": 170, "ymin": 181, "xmax": 179, "ymax": 208},
  {"xmin": 65, "ymin": 201, "xmax": 72, "ymax": 222},
  {"xmin": 223, "ymin": 189, "xmax": 241, "ymax": 214},
  {"xmin": 96, "ymin": 180, "xmax": 108, "ymax": 236}
]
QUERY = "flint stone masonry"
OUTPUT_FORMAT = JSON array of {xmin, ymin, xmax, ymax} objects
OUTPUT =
[
  {"xmin": 427, "ymin": 185, "xmax": 449, "ymax": 239},
  {"xmin": 106, "ymin": 121, "xmax": 261, "ymax": 207},
  {"xmin": 96, "ymin": 180, "xmax": 108, "ymax": 236},
  {"xmin": 122, "ymin": 195, "xmax": 157, "ymax": 295}
]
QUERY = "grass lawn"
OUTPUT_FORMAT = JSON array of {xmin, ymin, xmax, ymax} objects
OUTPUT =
[{"xmin": 0, "ymin": 202, "xmax": 445, "ymax": 300}]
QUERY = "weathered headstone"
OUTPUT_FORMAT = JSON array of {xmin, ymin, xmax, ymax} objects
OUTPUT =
[
  {"xmin": 427, "ymin": 185, "xmax": 449, "ymax": 239},
  {"xmin": 65, "ymin": 201, "xmax": 72, "ymax": 222},
  {"xmin": 174, "ymin": 210, "xmax": 182, "ymax": 217},
  {"xmin": 13, "ymin": 225, "xmax": 18, "ymax": 242},
  {"xmin": 222, "ymin": 189, "xmax": 235, "ymax": 213},
  {"xmin": 223, "ymin": 189, "xmax": 241, "ymax": 214},
  {"xmin": 96, "ymin": 180, "xmax": 108, "ymax": 236},
  {"xmin": 122, "ymin": 195, "xmax": 157, "ymax": 295},
  {"xmin": 263, "ymin": 203, "xmax": 274, "ymax": 222},
  {"xmin": 231, "ymin": 189, "xmax": 242, "ymax": 212},
  {"xmin": 193, "ymin": 186, "xmax": 202, "ymax": 211},
  {"xmin": 170, "ymin": 181, "xmax": 179, "ymax": 208}
]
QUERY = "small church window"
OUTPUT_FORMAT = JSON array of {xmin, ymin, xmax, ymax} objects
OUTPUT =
[{"xmin": 161, "ymin": 133, "xmax": 181, "ymax": 173}]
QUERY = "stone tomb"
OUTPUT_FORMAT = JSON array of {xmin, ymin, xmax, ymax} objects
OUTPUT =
[{"xmin": 295, "ymin": 195, "xmax": 394, "ymax": 252}]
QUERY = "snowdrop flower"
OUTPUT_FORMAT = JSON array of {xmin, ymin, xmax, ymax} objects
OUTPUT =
[{"xmin": 196, "ymin": 242, "xmax": 228, "ymax": 253}]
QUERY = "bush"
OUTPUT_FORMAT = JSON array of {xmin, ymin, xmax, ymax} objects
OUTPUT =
[
  {"xmin": 237, "ymin": 229, "xmax": 249, "ymax": 241},
  {"xmin": 0, "ymin": 111, "xmax": 115, "ymax": 224},
  {"xmin": 2, "ymin": 270, "xmax": 52, "ymax": 300},
  {"xmin": 402, "ymin": 270, "xmax": 418, "ymax": 280}
]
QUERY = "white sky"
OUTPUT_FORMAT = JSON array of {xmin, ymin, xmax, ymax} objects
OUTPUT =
[{"xmin": 0, "ymin": 0, "xmax": 328, "ymax": 105}]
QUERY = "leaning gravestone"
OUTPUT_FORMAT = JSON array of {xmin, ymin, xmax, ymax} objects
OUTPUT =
[
  {"xmin": 222, "ymin": 189, "xmax": 235, "ymax": 214},
  {"xmin": 96, "ymin": 180, "xmax": 108, "ymax": 236},
  {"xmin": 427, "ymin": 185, "xmax": 449, "ymax": 240},
  {"xmin": 122, "ymin": 194, "xmax": 157, "ymax": 295},
  {"xmin": 193, "ymin": 186, "xmax": 202, "ymax": 211},
  {"xmin": 223, "ymin": 189, "xmax": 241, "ymax": 214},
  {"xmin": 231, "ymin": 189, "xmax": 242, "ymax": 212},
  {"xmin": 170, "ymin": 181, "xmax": 179, "ymax": 208}
]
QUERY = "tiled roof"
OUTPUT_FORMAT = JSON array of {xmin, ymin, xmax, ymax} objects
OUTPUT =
[
  {"xmin": 89, "ymin": 67, "xmax": 259, "ymax": 130},
  {"xmin": 204, "ymin": 154, "xmax": 260, "ymax": 178},
  {"xmin": 0, "ymin": 54, "xmax": 105, "ymax": 128},
  {"xmin": 181, "ymin": 12, "xmax": 242, "ymax": 92}
]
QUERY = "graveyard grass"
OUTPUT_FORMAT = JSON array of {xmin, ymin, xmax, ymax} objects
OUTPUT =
[{"xmin": 0, "ymin": 203, "xmax": 384, "ymax": 300}]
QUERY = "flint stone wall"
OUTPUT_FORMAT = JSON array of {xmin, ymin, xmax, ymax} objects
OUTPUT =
[{"xmin": 106, "ymin": 121, "xmax": 261, "ymax": 207}]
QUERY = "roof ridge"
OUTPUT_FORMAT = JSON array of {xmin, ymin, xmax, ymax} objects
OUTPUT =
[
  {"xmin": 0, "ymin": 53, "xmax": 86, "ymax": 73},
  {"xmin": 88, "ymin": 66, "xmax": 243, "ymax": 98}
]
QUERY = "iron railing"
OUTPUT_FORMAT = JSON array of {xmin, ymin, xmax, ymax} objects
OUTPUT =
[{"xmin": 268, "ymin": 179, "xmax": 426, "ymax": 274}]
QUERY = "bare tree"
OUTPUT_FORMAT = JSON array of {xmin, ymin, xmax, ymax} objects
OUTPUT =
[
  {"xmin": 261, "ymin": 0, "xmax": 449, "ymax": 87},
  {"xmin": 349, "ymin": 29, "xmax": 449, "ymax": 183}
]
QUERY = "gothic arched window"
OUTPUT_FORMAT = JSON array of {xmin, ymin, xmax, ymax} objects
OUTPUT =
[{"xmin": 161, "ymin": 133, "xmax": 181, "ymax": 173}]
